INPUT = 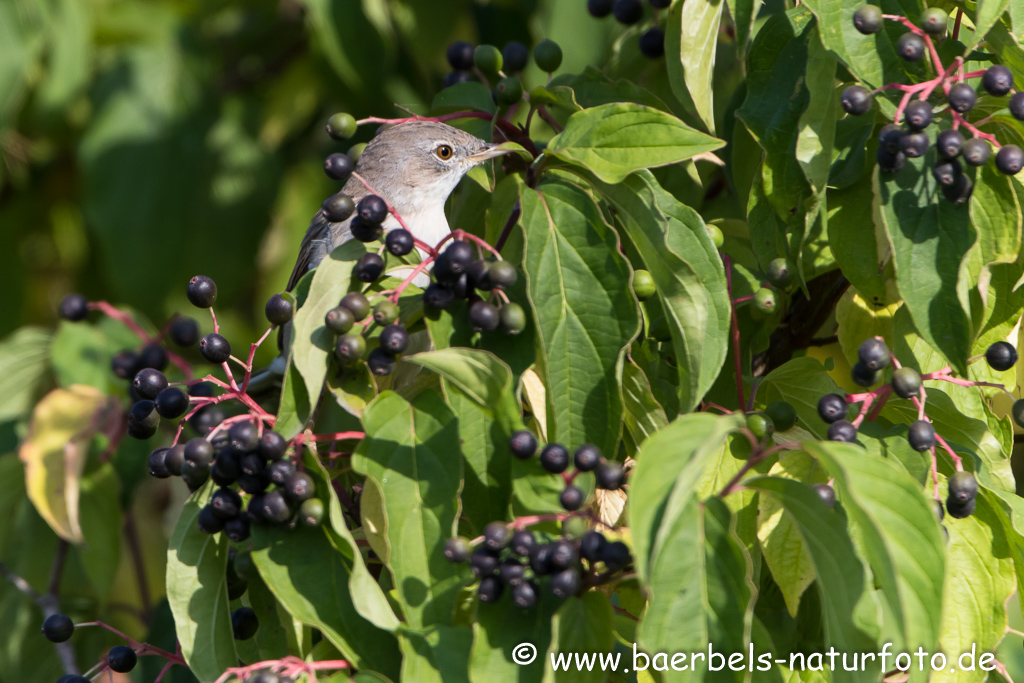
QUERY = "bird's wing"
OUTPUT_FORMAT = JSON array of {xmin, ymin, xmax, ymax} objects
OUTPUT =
[{"xmin": 286, "ymin": 177, "xmax": 366, "ymax": 292}]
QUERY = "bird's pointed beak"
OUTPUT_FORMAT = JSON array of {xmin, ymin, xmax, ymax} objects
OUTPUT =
[{"xmin": 467, "ymin": 143, "xmax": 512, "ymax": 164}]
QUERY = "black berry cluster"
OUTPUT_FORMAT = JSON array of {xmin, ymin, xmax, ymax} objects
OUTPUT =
[
  {"xmin": 443, "ymin": 38, "xmax": 562, "ymax": 93},
  {"xmin": 587, "ymin": 0, "xmax": 667, "ymax": 59},
  {"xmin": 846, "ymin": 7, "xmax": 1022, "ymax": 204},
  {"xmin": 813, "ymin": 337, "xmax": 1016, "ymax": 523},
  {"xmin": 327, "ymin": 290, "xmax": 410, "ymax": 377},
  {"xmin": 509, "ymin": 430, "xmax": 626, "ymax": 511},
  {"xmin": 445, "ymin": 524, "xmax": 632, "ymax": 606}
]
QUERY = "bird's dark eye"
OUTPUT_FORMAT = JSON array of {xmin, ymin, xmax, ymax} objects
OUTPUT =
[{"xmin": 435, "ymin": 145, "xmax": 454, "ymax": 160}]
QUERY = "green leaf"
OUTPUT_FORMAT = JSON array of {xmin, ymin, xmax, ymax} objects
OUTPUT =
[
  {"xmin": 351, "ymin": 391, "xmax": 464, "ymax": 630},
  {"xmin": 398, "ymin": 626, "xmax": 472, "ymax": 683},
  {"xmin": 875, "ymin": 162, "xmax": 974, "ymax": 374},
  {"xmin": 468, "ymin": 590, "xmax": 561, "ymax": 683},
  {"xmin": 975, "ymin": 0, "xmax": 1010, "ymax": 45},
  {"xmin": 801, "ymin": 0, "xmax": 924, "ymax": 90},
  {"xmin": 247, "ymin": 573, "xmax": 291, "ymax": 662},
  {"xmin": 430, "ymin": 82, "xmax": 496, "ymax": 115},
  {"xmin": 547, "ymin": 592, "xmax": 616, "ymax": 683},
  {"xmin": 827, "ymin": 172, "xmax": 891, "ymax": 306},
  {"xmin": 78, "ymin": 464, "xmax": 122, "ymax": 605},
  {"xmin": 19, "ymin": 386, "xmax": 119, "ymax": 543},
  {"xmin": 744, "ymin": 477, "xmax": 880, "ymax": 682},
  {"xmin": 639, "ymin": 496, "xmax": 754, "ymax": 683},
  {"xmin": 592, "ymin": 172, "xmax": 729, "ymax": 415},
  {"xmin": 0, "ymin": 326, "xmax": 52, "ymax": 422},
  {"xmin": 545, "ymin": 103, "xmax": 724, "ymax": 183},
  {"xmin": 550, "ymin": 66, "xmax": 672, "ymax": 111},
  {"xmin": 628, "ymin": 412, "xmax": 746, "ymax": 580},
  {"xmin": 166, "ymin": 482, "xmax": 238, "ymax": 681},
  {"xmin": 667, "ymin": 0, "xmax": 724, "ymax": 134},
  {"xmin": 251, "ymin": 522, "xmax": 401, "ymax": 677},
  {"xmin": 969, "ymin": 163, "xmax": 1022, "ymax": 270},
  {"xmin": 289, "ymin": 240, "xmax": 366, "ymax": 414},
  {"xmin": 621, "ymin": 361, "xmax": 669, "ymax": 448},
  {"xmin": 805, "ymin": 442, "xmax": 945, "ymax": 660},
  {"xmin": 796, "ymin": 27, "xmax": 839, "ymax": 197},
  {"xmin": 520, "ymin": 180, "xmax": 640, "ymax": 456},
  {"xmin": 50, "ymin": 322, "xmax": 114, "ymax": 392},
  {"xmin": 759, "ymin": 357, "xmax": 843, "ymax": 440},
  {"xmin": 304, "ymin": 447, "xmax": 400, "ymax": 632}
]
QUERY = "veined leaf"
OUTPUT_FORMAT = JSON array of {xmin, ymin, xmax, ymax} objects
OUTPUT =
[
  {"xmin": 545, "ymin": 103, "xmax": 724, "ymax": 183},
  {"xmin": 667, "ymin": 0, "xmax": 724, "ymax": 134}
]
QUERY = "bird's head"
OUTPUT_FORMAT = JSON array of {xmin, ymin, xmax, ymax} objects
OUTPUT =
[{"xmin": 354, "ymin": 121, "xmax": 509, "ymax": 212}]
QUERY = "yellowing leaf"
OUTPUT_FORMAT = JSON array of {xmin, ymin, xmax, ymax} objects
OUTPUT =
[{"xmin": 19, "ymin": 385, "xmax": 119, "ymax": 543}]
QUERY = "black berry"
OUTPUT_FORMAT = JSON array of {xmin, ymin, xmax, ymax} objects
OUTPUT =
[
  {"xmin": 851, "ymin": 361, "xmax": 879, "ymax": 387},
  {"xmin": 907, "ymin": 420, "xmax": 936, "ymax": 452},
  {"xmin": 1010, "ymin": 92, "xmax": 1024, "ymax": 121},
  {"xmin": 509, "ymin": 430, "xmax": 537, "ymax": 459},
  {"xmin": 601, "ymin": 541, "xmax": 631, "ymax": 570},
  {"xmin": 639, "ymin": 28, "xmax": 665, "ymax": 59},
  {"xmin": 896, "ymin": 33, "xmax": 926, "ymax": 62},
  {"xmin": 892, "ymin": 367, "xmax": 923, "ymax": 398},
  {"xmin": 284, "ymin": 472, "xmax": 316, "ymax": 503},
  {"xmin": 148, "ymin": 448, "xmax": 171, "ymax": 478},
  {"xmin": 613, "ymin": 0, "xmax": 643, "ymax": 24},
  {"xmin": 443, "ymin": 71, "xmax": 472, "ymax": 88},
  {"xmin": 996, "ymin": 145, "xmax": 1024, "ymax": 175},
  {"xmin": 596, "ymin": 461, "xmax": 625, "ymax": 489},
  {"xmin": 857, "ymin": 338, "xmax": 890, "ymax": 371},
  {"xmin": 877, "ymin": 147, "xmax": 907, "ymax": 173},
  {"xmin": 511, "ymin": 580, "xmax": 538, "ymax": 608},
  {"xmin": 899, "ymin": 131, "xmax": 929, "ymax": 158},
  {"xmin": 878, "ymin": 124, "xmax": 904, "ymax": 153},
  {"xmin": 560, "ymin": 486, "xmax": 585, "ymax": 511},
  {"xmin": 42, "ymin": 614, "xmax": 75, "ymax": 643},
  {"xmin": 947, "ymin": 83, "xmax": 977, "ymax": 113},
  {"xmin": 483, "ymin": 521, "xmax": 511, "ymax": 551},
  {"xmin": 324, "ymin": 153, "xmax": 354, "ymax": 181},
  {"xmin": 322, "ymin": 193, "xmax": 356, "ymax": 223},
  {"xmin": 447, "ymin": 41, "xmax": 475, "ymax": 70},
  {"xmin": 853, "ymin": 4, "xmax": 883, "ymax": 34},
  {"xmin": 133, "ymin": 368, "xmax": 168, "ymax": 400},
  {"xmin": 827, "ymin": 419, "xmax": 858, "ymax": 443},
  {"xmin": 198, "ymin": 505, "xmax": 225, "ymax": 533},
  {"xmin": 444, "ymin": 537, "xmax": 471, "ymax": 563},
  {"xmin": 265, "ymin": 294, "xmax": 293, "ymax": 326},
  {"xmin": 268, "ymin": 459, "xmax": 296, "ymax": 487},
  {"xmin": 812, "ymin": 483, "xmax": 836, "ymax": 508},
  {"xmin": 471, "ymin": 549, "xmax": 500, "ymax": 576},
  {"xmin": 379, "ymin": 324, "xmax": 409, "ymax": 354},
  {"xmin": 946, "ymin": 496, "xmax": 976, "ymax": 519},
  {"xmin": 184, "ymin": 437, "xmax": 215, "ymax": 467},
  {"xmin": 154, "ymin": 387, "xmax": 189, "ymax": 419},
  {"xmin": 259, "ymin": 431, "xmax": 287, "ymax": 460},
  {"xmin": 58, "ymin": 294, "xmax": 89, "ymax": 322},
  {"xmin": 1012, "ymin": 398, "xmax": 1024, "ymax": 428},
  {"xmin": 367, "ymin": 347, "xmax": 396, "ymax": 376},
  {"xmin": 488, "ymin": 261, "xmax": 518, "ymax": 289},
  {"xmin": 127, "ymin": 400, "xmax": 160, "ymax": 439},
  {"xmin": 229, "ymin": 420, "xmax": 260, "ymax": 452},
  {"xmin": 983, "ymin": 65, "xmax": 1014, "ymax": 96},
  {"xmin": 187, "ymin": 276, "xmax": 217, "ymax": 308},
  {"xmin": 947, "ymin": 471, "xmax": 978, "ymax": 505},
  {"xmin": 550, "ymin": 568, "xmax": 581, "ymax": 598},
  {"xmin": 962, "ymin": 138, "xmax": 992, "ymax": 166},
  {"xmin": 932, "ymin": 159, "xmax": 962, "ymax": 187},
  {"xmin": 502, "ymin": 41, "xmax": 529, "ymax": 72},
  {"xmin": 539, "ymin": 443, "xmax": 570, "ymax": 473},
  {"xmin": 260, "ymin": 490, "xmax": 292, "ymax": 524},
  {"xmin": 510, "ymin": 530, "xmax": 536, "ymax": 557},
  {"xmin": 325, "ymin": 306, "xmax": 354, "ymax": 334},
  {"xmin": 423, "ymin": 283, "xmax": 455, "ymax": 310},
  {"xmin": 170, "ymin": 317, "xmax": 200, "ymax": 346},
  {"xmin": 231, "ymin": 607, "xmax": 259, "ymax": 640},
  {"xmin": 943, "ymin": 174, "xmax": 974, "ymax": 207},
  {"xmin": 580, "ymin": 531, "xmax": 607, "ymax": 562},
  {"xmin": 986, "ymin": 341, "xmax": 1017, "ymax": 371},
  {"xmin": 350, "ymin": 216, "xmax": 382, "ymax": 243},
  {"xmin": 434, "ymin": 241, "xmax": 474, "ymax": 283},
  {"xmin": 936, "ymin": 129, "xmax": 963, "ymax": 159},
  {"xmin": 588, "ymin": 0, "xmax": 614, "ymax": 17},
  {"xmin": 903, "ymin": 101, "xmax": 932, "ymax": 130},
  {"xmin": 818, "ymin": 394, "xmax": 847, "ymax": 423},
  {"xmin": 649, "ymin": 0, "xmax": 672, "ymax": 7},
  {"xmin": 840, "ymin": 86, "xmax": 873, "ymax": 116},
  {"xmin": 355, "ymin": 253, "xmax": 385, "ymax": 283},
  {"xmin": 212, "ymin": 487, "xmax": 243, "ymax": 519},
  {"xmin": 111, "ymin": 350, "xmax": 139, "ymax": 380},
  {"xmin": 340, "ymin": 292, "xmax": 371, "ymax": 321},
  {"xmin": 199, "ymin": 333, "xmax": 231, "ymax": 364},
  {"xmin": 478, "ymin": 575, "xmax": 504, "ymax": 603},
  {"xmin": 385, "ymin": 229, "xmax": 415, "ymax": 256},
  {"xmin": 469, "ymin": 301, "xmax": 501, "ymax": 332},
  {"xmin": 225, "ymin": 517, "xmax": 250, "ymax": 542},
  {"xmin": 240, "ymin": 453, "xmax": 265, "ymax": 476},
  {"xmin": 357, "ymin": 195, "xmax": 388, "ymax": 225},
  {"xmin": 107, "ymin": 645, "xmax": 137, "ymax": 673},
  {"xmin": 164, "ymin": 444, "xmax": 185, "ymax": 475},
  {"xmin": 574, "ymin": 444, "xmax": 601, "ymax": 472}
]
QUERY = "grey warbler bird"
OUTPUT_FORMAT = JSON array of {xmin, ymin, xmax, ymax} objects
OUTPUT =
[{"xmin": 287, "ymin": 120, "xmax": 510, "ymax": 290}]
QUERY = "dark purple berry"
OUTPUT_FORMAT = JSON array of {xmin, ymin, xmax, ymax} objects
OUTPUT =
[
  {"xmin": 58, "ymin": 294, "xmax": 89, "ymax": 321},
  {"xmin": 187, "ymin": 276, "xmax": 217, "ymax": 308},
  {"xmin": 199, "ymin": 334, "xmax": 231, "ymax": 364}
]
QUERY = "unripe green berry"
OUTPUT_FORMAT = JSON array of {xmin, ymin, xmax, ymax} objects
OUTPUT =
[
  {"xmin": 474, "ymin": 45, "xmax": 503, "ymax": 75},
  {"xmin": 534, "ymin": 39, "xmax": 563, "ymax": 73},
  {"xmin": 500, "ymin": 303, "xmax": 527, "ymax": 335},
  {"xmin": 373, "ymin": 300, "xmax": 400, "ymax": 326},
  {"xmin": 326, "ymin": 113, "xmax": 357, "ymax": 140},
  {"xmin": 707, "ymin": 224, "xmax": 725, "ymax": 249},
  {"xmin": 632, "ymin": 270, "xmax": 656, "ymax": 300},
  {"xmin": 920, "ymin": 7, "xmax": 947, "ymax": 35},
  {"xmin": 747, "ymin": 413, "xmax": 775, "ymax": 441},
  {"xmin": 765, "ymin": 400, "xmax": 797, "ymax": 432},
  {"xmin": 766, "ymin": 258, "xmax": 793, "ymax": 287},
  {"xmin": 495, "ymin": 76, "xmax": 523, "ymax": 105},
  {"xmin": 1012, "ymin": 398, "xmax": 1024, "ymax": 429},
  {"xmin": 753, "ymin": 287, "xmax": 777, "ymax": 314}
]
